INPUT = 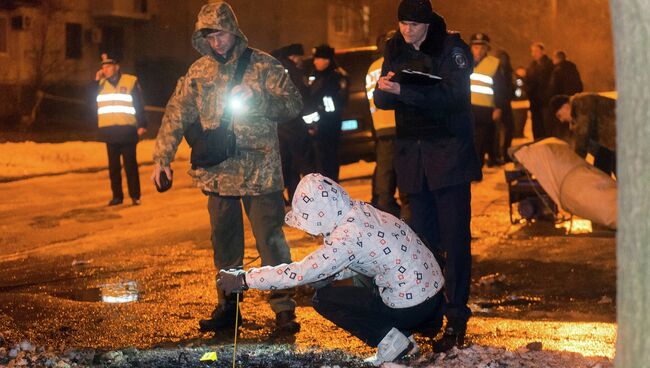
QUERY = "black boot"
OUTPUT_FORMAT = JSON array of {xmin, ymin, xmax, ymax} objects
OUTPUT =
[
  {"xmin": 199, "ymin": 299, "xmax": 242, "ymax": 332},
  {"xmin": 274, "ymin": 310, "xmax": 300, "ymax": 335},
  {"xmin": 432, "ymin": 326, "xmax": 466, "ymax": 353}
]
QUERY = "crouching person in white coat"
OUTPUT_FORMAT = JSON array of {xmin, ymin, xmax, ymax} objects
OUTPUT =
[{"xmin": 217, "ymin": 173, "xmax": 445, "ymax": 365}]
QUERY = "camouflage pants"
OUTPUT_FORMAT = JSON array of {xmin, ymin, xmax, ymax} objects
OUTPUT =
[{"xmin": 207, "ymin": 190, "xmax": 296, "ymax": 314}]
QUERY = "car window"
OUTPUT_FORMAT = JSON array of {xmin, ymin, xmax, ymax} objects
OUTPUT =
[{"xmin": 335, "ymin": 50, "xmax": 378, "ymax": 93}]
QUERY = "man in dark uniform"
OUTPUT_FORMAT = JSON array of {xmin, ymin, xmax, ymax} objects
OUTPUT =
[
  {"xmin": 272, "ymin": 43, "xmax": 309, "ymax": 204},
  {"xmin": 95, "ymin": 53, "xmax": 147, "ymax": 206},
  {"xmin": 525, "ymin": 42, "xmax": 553, "ymax": 139},
  {"xmin": 374, "ymin": 0, "xmax": 482, "ymax": 353},
  {"xmin": 548, "ymin": 50, "xmax": 583, "ymax": 140},
  {"xmin": 304, "ymin": 44, "xmax": 349, "ymax": 182}
]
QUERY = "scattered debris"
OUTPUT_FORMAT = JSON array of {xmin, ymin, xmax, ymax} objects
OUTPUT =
[
  {"xmin": 0, "ymin": 339, "xmax": 612, "ymax": 368},
  {"xmin": 598, "ymin": 296, "xmax": 613, "ymax": 304},
  {"xmin": 526, "ymin": 342, "xmax": 544, "ymax": 351},
  {"xmin": 477, "ymin": 273, "xmax": 507, "ymax": 287},
  {"xmin": 71, "ymin": 259, "xmax": 94, "ymax": 267}
]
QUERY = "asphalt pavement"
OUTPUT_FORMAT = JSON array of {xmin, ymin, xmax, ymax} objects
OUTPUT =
[{"xmin": 0, "ymin": 158, "xmax": 616, "ymax": 362}]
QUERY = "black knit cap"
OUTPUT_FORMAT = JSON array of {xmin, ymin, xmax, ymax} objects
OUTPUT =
[
  {"xmin": 285, "ymin": 43, "xmax": 304, "ymax": 57},
  {"xmin": 398, "ymin": 0, "xmax": 433, "ymax": 23},
  {"xmin": 313, "ymin": 44, "xmax": 335, "ymax": 59}
]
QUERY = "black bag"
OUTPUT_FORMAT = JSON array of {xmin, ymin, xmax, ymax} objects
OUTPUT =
[{"xmin": 184, "ymin": 48, "xmax": 253, "ymax": 169}]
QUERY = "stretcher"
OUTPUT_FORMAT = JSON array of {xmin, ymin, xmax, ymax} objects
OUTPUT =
[{"xmin": 506, "ymin": 138, "xmax": 617, "ymax": 229}]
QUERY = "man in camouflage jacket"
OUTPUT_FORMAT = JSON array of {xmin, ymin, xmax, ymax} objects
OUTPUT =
[
  {"xmin": 550, "ymin": 93, "xmax": 616, "ymax": 176},
  {"xmin": 151, "ymin": 1, "xmax": 303, "ymax": 334}
]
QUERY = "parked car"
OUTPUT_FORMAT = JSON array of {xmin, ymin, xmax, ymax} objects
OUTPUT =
[{"xmin": 306, "ymin": 46, "xmax": 379, "ymax": 165}]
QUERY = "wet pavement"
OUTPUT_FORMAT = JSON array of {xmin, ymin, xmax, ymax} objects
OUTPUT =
[{"xmin": 0, "ymin": 158, "xmax": 616, "ymax": 365}]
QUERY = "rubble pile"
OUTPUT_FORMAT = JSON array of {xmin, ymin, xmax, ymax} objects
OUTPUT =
[
  {"xmin": 0, "ymin": 333, "xmax": 612, "ymax": 368},
  {"xmin": 390, "ymin": 343, "xmax": 612, "ymax": 368}
]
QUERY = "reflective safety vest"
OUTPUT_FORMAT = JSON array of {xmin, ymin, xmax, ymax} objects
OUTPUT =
[
  {"xmin": 97, "ymin": 74, "xmax": 138, "ymax": 128},
  {"xmin": 366, "ymin": 57, "xmax": 396, "ymax": 135},
  {"xmin": 470, "ymin": 55, "xmax": 500, "ymax": 108}
]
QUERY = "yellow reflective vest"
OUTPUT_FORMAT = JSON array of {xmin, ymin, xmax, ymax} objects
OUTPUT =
[
  {"xmin": 366, "ymin": 57, "xmax": 396, "ymax": 136},
  {"xmin": 470, "ymin": 55, "xmax": 500, "ymax": 108},
  {"xmin": 97, "ymin": 74, "xmax": 138, "ymax": 128}
]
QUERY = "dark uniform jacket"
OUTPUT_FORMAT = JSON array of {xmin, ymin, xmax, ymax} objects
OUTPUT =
[
  {"xmin": 306, "ymin": 65, "xmax": 349, "ymax": 141},
  {"xmin": 525, "ymin": 55, "xmax": 554, "ymax": 109},
  {"xmin": 374, "ymin": 26, "xmax": 482, "ymax": 193},
  {"xmin": 548, "ymin": 60, "xmax": 583, "ymax": 98}
]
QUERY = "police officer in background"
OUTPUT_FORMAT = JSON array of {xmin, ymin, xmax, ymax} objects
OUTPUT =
[
  {"xmin": 366, "ymin": 31, "xmax": 409, "ymax": 220},
  {"xmin": 95, "ymin": 53, "xmax": 147, "ymax": 206},
  {"xmin": 469, "ymin": 33, "xmax": 509, "ymax": 168},
  {"xmin": 374, "ymin": 0, "xmax": 481, "ymax": 353},
  {"xmin": 303, "ymin": 44, "xmax": 349, "ymax": 182},
  {"xmin": 272, "ymin": 43, "xmax": 309, "ymax": 204}
]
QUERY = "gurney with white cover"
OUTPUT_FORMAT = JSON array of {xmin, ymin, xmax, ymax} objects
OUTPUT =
[{"xmin": 510, "ymin": 138, "xmax": 617, "ymax": 229}]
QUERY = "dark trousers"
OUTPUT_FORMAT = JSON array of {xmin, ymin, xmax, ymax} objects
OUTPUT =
[
  {"xmin": 594, "ymin": 146, "xmax": 616, "ymax": 177},
  {"xmin": 472, "ymin": 105, "xmax": 497, "ymax": 167},
  {"xmin": 372, "ymin": 136, "xmax": 409, "ymax": 219},
  {"xmin": 279, "ymin": 134, "xmax": 304, "ymax": 203},
  {"xmin": 407, "ymin": 182, "xmax": 472, "ymax": 330},
  {"xmin": 106, "ymin": 142, "xmax": 140, "ymax": 200},
  {"xmin": 207, "ymin": 191, "xmax": 296, "ymax": 314},
  {"xmin": 312, "ymin": 285, "xmax": 443, "ymax": 346},
  {"xmin": 500, "ymin": 107, "xmax": 515, "ymax": 161},
  {"xmin": 530, "ymin": 105, "xmax": 547, "ymax": 140},
  {"xmin": 309, "ymin": 136, "xmax": 341, "ymax": 182}
]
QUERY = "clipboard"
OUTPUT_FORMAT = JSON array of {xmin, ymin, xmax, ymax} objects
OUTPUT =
[{"xmin": 390, "ymin": 69, "xmax": 442, "ymax": 85}]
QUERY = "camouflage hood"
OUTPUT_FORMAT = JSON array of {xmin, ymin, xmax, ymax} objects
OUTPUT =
[{"xmin": 191, "ymin": 2, "xmax": 248, "ymax": 63}]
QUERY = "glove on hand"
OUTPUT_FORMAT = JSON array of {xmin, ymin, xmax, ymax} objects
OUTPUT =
[{"xmin": 217, "ymin": 269, "xmax": 249, "ymax": 295}]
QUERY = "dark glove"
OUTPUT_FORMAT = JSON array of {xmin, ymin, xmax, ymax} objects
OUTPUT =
[
  {"xmin": 155, "ymin": 169, "xmax": 173, "ymax": 193},
  {"xmin": 217, "ymin": 269, "xmax": 249, "ymax": 295},
  {"xmin": 308, "ymin": 274, "xmax": 336, "ymax": 290}
]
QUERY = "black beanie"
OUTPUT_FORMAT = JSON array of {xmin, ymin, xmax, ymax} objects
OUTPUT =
[
  {"xmin": 313, "ymin": 44, "xmax": 335, "ymax": 59},
  {"xmin": 285, "ymin": 43, "xmax": 304, "ymax": 57},
  {"xmin": 398, "ymin": 0, "xmax": 433, "ymax": 23}
]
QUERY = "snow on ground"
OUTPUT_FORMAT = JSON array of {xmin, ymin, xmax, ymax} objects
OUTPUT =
[
  {"xmin": 0, "ymin": 140, "xmax": 375, "ymax": 181},
  {"xmin": 0, "ymin": 140, "xmax": 190, "ymax": 181}
]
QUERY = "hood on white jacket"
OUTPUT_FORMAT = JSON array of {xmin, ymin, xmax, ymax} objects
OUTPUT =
[{"xmin": 285, "ymin": 174, "xmax": 353, "ymax": 236}]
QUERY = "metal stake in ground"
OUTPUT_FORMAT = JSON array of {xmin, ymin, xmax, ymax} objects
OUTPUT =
[{"xmin": 232, "ymin": 292, "xmax": 240, "ymax": 368}]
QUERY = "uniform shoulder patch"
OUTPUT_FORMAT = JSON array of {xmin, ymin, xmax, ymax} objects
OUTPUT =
[{"xmin": 451, "ymin": 47, "xmax": 468, "ymax": 69}]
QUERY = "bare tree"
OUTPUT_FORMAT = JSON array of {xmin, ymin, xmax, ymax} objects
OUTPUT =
[
  {"xmin": 610, "ymin": 0, "xmax": 650, "ymax": 366},
  {"xmin": 22, "ymin": 0, "xmax": 68, "ymax": 125}
]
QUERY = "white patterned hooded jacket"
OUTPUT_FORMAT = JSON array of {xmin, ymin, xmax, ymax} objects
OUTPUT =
[{"xmin": 246, "ymin": 173, "xmax": 444, "ymax": 309}]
